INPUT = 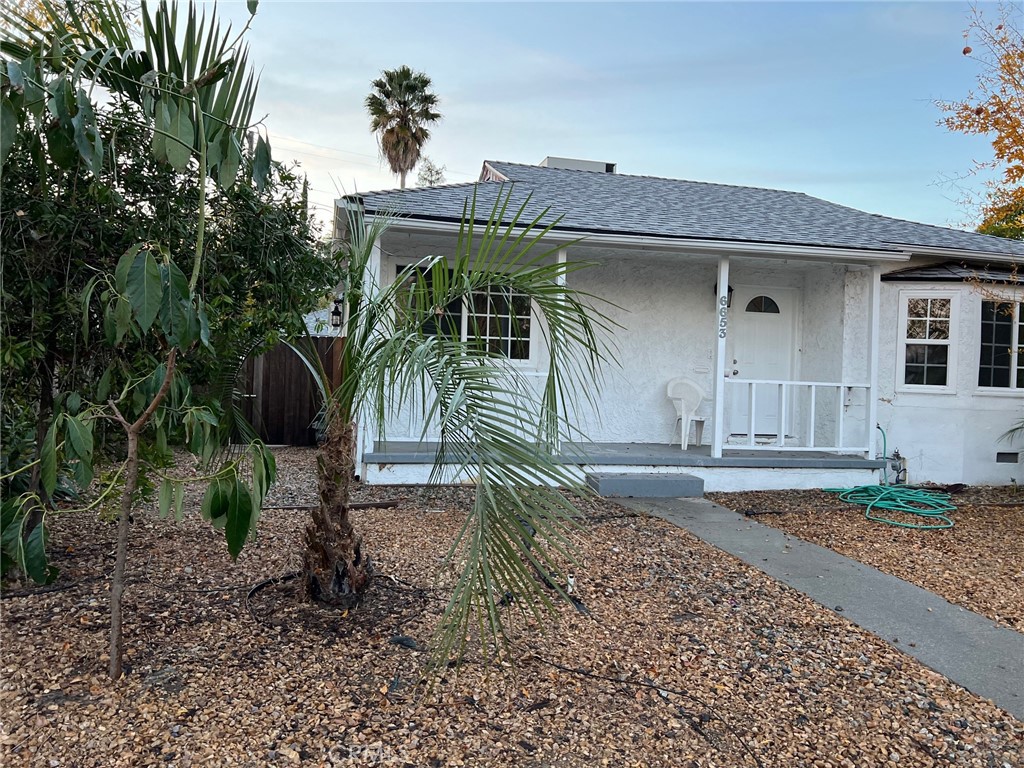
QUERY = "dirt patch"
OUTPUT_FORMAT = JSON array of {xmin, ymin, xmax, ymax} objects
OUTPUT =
[
  {"xmin": 707, "ymin": 486, "xmax": 1024, "ymax": 630},
  {"xmin": 2, "ymin": 450, "xmax": 1022, "ymax": 767}
]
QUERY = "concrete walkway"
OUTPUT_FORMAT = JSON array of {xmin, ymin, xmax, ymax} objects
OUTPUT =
[{"xmin": 617, "ymin": 496, "xmax": 1024, "ymax": 721}]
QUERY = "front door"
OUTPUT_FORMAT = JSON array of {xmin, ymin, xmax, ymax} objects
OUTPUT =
[{"xmin": 727, "ymin": 286, "xmax": 797, "ymax": 437}]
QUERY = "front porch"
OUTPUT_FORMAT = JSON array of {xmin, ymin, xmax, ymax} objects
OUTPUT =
[{"xmin": 361, "ymin": 440, "xmax": 884, "ymax": 493}]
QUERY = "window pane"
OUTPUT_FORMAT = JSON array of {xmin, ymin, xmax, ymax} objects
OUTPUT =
[
  {"xmin": 905, "ymin": 344, "xmax": 927, "ymax": 365},
  {"xmin": 465, "ymin": 285, "xmax": 530, "ymax": 360},
  {"xmin": 907, "ymin": 298, "xmax": 929, "ymax": 318},
  {"xmin": 930, "ymin": 298, "xmax": 951, "ymax": 318},
  {"xmin": 905, "ymin": 365, "xmax": 925, "ymax": 385},
  {"xmin": 510, "ymin": 338, "xmax": 530, "ymax": 359},
  {"xmin": 907, "ymin": 319, "xmax": 926, "ymax": 339},
  {"xmin": 928, "ymin": 319, "xmax": 949, "ymax": 340},
  {"xmin": 925, "ymin": 346, "xmax": 948, "ymax": 366},
  {"xmin": 746, "ymin": 296, "xmax": 780, "ymax": 314},
  {"xmin": 979, "ymin": 300, "xmax": 1014, "ymax": 388},
  {"xmin": 925, "ymin": 365, "xmax": 948, "ymax": 386},
  {"xmin": 905, "ymin": 344, "xmax": 947, "ymax": 386}
]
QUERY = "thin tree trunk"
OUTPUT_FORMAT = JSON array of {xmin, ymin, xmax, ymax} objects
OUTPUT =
[
  {"xmin": 107, "ymin": 350, "xmax": 177, "ymax": 680},
  {"xmin": 303, "ymin": 414, "xmax": 372, "ymax": 606},
  {"xmin": 400, "ymin": 169, "xmax": 406, "ymax": 189},
  {"xmin": 108, "ymin": 430, "xmax": 139, "ymax": 680},
  {"xmin": 28, "ymin": 331, "xmax": 56, "ymax": 508}
]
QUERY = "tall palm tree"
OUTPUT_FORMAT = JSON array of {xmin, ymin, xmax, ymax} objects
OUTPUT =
[
  {"xmin": 365, "ymin": 65, "xmax": 441, "ymax": 188},
  {"xmin": 302, "ymin": 189, "xmax": 615, "ymax": 662}
]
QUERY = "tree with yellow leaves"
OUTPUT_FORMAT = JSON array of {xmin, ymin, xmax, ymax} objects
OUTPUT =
[{"xmin": 938, "ymin": 3, "xmax": 1024, "ymax": 239}]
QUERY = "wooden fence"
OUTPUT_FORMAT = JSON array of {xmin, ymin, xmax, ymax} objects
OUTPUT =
[{"xmin": 241, "ymin": 337, "xmax": 343, "ymax": 446}]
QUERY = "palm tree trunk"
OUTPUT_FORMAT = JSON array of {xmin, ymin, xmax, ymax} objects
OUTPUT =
[
  {"xmin": 400, "ymin": 169, "xmax": 407, "ymax": 189},
  {"xmin": 303, "ymin": 414, "xmax": 372, "ymax": 606}
]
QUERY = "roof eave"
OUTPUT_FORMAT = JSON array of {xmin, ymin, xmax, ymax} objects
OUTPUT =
[
  {"xmin": 885, "ymin": 243, "xmax": 1024, "ymax": 264},
  {"xmin": 370, "ymin": 215, "xmax": 912, "ymax": 264}
]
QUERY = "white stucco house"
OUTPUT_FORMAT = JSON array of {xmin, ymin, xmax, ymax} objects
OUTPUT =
[{"xmin": 334, "ymin": 158, "xmax": 1023, "ymax": 493}]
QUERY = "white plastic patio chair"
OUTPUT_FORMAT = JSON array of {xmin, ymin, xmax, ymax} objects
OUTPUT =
[{"xmin": 667, "ymin": 377, "xmax": 705, "ymax": 450}]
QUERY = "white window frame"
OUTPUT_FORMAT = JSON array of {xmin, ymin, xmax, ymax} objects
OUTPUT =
[
  {"xmin": 396, "ymin": 263, "xmax": 540, "ymax": 368},
  {"xmin": 896, "ymin": 289, "xmax": 959, "ymax": 394},
  {"xmin": 977, "ymin": 296, "xmax": 1023, "ymax": 392}
]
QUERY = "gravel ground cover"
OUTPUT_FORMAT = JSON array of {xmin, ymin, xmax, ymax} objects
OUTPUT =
[
  {"xmin": 2, "ymin": 448, "xmax": 1022, "ymax": 767},
  {"xmin": 706, "ymin": 487, "xmax": 1024, "ymax": 631}
]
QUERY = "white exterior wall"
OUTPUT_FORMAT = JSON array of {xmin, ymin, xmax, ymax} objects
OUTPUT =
[
  {"xmin": 372, "ymin": 231, "xmax": 866, "ymax": 450},
  {"xmin": 567, "ymin": 255, "xmax": 718, "ymax": 443},
  {"xmin": 364, "ymin": 461, "xmax": 877, "ymax": 490},
  {"xmin": 876, "ymin": 273, "xmax": 1023, "ymax": 485}
]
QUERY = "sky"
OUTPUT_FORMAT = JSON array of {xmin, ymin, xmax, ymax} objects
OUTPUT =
[{"xmin": 209, "ymin": 0, "xmax": 1011, "ymax": 232}]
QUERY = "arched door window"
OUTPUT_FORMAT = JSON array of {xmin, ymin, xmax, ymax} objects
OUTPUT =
[{"xmin": 745, "ymin": 295, "xmax": 780, "ymax": 314}]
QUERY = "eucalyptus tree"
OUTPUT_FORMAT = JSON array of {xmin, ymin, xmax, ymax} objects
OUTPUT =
[{"xmin": 365, "ymin": 65, "xmax": 441, "ymax": 188}]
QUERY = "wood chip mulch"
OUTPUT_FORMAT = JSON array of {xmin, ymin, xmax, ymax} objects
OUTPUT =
[
  {"xmin": 2, "ymin": 448, "xmax": 1022, "ymax": 767},
  {"xmin": 706, "ymin": 486, "xmax": 1024, "ymax": 631}
]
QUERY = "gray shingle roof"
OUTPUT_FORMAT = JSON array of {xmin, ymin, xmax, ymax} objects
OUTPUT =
[
  {"xmin": 354, "ymin": 161, "xmax": 1024, "ymax": 257},
  {"xmin": 882, "ymin": 261, "xmax": 1022, "ymax": 282}
]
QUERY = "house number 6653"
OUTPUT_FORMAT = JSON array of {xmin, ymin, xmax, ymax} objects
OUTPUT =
[{"xmin": 718, "ymin": 296, "xmax": 728, "ymax": 338}]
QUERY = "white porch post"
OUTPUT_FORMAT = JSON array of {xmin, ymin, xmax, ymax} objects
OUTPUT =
[
  {"xmin": 555, "ymin": 248, "xmax": 567, "ymax": 454},
  {"xmin": 866, "ymin": 264, "xmax": 881, "ymax": 459},
  {"xmin": 354, "ymin": 233, "xmax": 382, "ymax": 478},
  {"xmin": 712, "ymin": 256, "xmax": 730, "ymax": 458}
]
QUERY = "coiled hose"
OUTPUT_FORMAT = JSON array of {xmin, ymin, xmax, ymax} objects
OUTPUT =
[
  {"xmin": 823, "ymin": 425, "xmax": 956, "ymax": 529},
  {"xmin": 824, "ymin": 484, "xmax": 955, "ymax": 529}
]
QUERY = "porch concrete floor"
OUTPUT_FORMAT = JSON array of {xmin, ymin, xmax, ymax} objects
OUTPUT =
[{"xmin": 365, "ymin": 441, "xmax": 884, "ymax": 470}]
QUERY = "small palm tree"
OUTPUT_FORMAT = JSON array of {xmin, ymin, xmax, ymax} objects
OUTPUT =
[
  {"xmin": 365, "ymin": 65, "xmax": 441, "ymax": 188},
  {"xmin": 303, "ymin": 188, "xmax": 614, "ymax": 661}
]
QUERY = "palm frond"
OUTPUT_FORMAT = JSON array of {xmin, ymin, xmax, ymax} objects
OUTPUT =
[{"xmin": 345, "ymin": 185, "xmax": 618, "ymax": 667}]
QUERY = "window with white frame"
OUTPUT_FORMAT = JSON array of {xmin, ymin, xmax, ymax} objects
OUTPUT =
[
  {"xmin": 468, "ymin": 286, "xmax": 532, "ymax": 360},
  {"xmin": 897, "ymin": 292, "xmax": 958, "ymax": 390},
  {"xmin": 979, "ymin": 300, "xmax": 1023, "ymax": 389},
  {"xmin": 399, "ymin": 266, "xmax": 533, "ymax": 361}
]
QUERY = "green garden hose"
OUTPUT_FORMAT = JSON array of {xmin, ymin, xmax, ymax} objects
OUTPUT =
[{"xmin": 824, "ymin": 484, "xmax": 956, "ymax": 529}]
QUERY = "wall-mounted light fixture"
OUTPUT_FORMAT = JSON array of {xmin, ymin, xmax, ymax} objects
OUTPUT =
[
  {"xmin": 713, "ymin": 283, "xmax": 734, "ymax": 308},
  {"xmin": 330, "ymin": 298, "xmax": 343, "ymax": 329}
]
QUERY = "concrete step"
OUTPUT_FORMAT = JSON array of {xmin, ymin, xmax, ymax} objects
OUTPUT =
[{"xmin": 586, "ymin": 472, "xmax": 704, "ymax": 498}]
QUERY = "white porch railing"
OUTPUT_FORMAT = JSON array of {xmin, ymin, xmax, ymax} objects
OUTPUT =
[{"xmin": 722, "ymin": 379, "xmax": 872, "ymax": 453}]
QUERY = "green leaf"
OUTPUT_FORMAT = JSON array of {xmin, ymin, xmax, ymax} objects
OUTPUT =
[
  {"xmin": 173, "ymin": 482, "xmax": 186, "ymax": 522},
  {"xmin": 151, "ymin": 98, "xmax": 168, "ymax": 162},
  {"xmin": 247, "ymin": 0, "xmax": 259, "ymax": 15},
  {"xmin": 97, "ymin": 365, "xmax": 113, "ymax": 401},
  {"xmin": 217, "ymin": 133, "xmax": 241, "ymax": 189},
  {"xmin": 114, "ymin": 296, "xmax": 132, "ymax": 344},
  {"xmin": 158, "ymin": 477, "xmax": 173, "ymax": 519},
  {"xmin": 158, "ymin": 260, "xmax": 197, "ymax": 347},
  {"xmin": 65, "ymin": 413, "xmax": 93, "ymax": 459},
  {"xmin": 166, "ymin": 99, "xmax": 193, "ymax": 171},
  {"xmin": 66, "ymin": 392, "xmax": 82, "ymax": 415},
  {"xmin": 1, "ymin": 96, "xmax": 17, "ymax": 165},
  {"xmin": 40, "ymin": 419, "xmax": 58, "ymax": 497},
  {"xmin": 201, "ymin": 479, "xmax": 230, "ymax": 530},
  {"xmin": 126, "ymin": 248, "xmax": 162, "ymax": 331},
  {"xmin": 70, "ymin": 89, "xmax": 102, "ymax": 174},
  {"xmin": 80, "ymin": 275, "xmax": 99, "ymax": 345},
  {"xmin": 45, "ymin": 124, "xmax": 77, "ymax": 169},
  {"xmin": 225, "ymin": 480, "xmax": 252, "ymax": 560},
  {"xmin": 253, "ymin": 134, "xmax": 270, "ymax": 192},
  {"xmin": 22, "ymin": 512, "xmax": 57, "ymax": 584},
  {"xmin": 115, "ymin": 243, "xmax": 144, "ymax": 294},
  {"xmin": 197, "ymin": 298, "xmax": 211, "ymax": 348}
]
